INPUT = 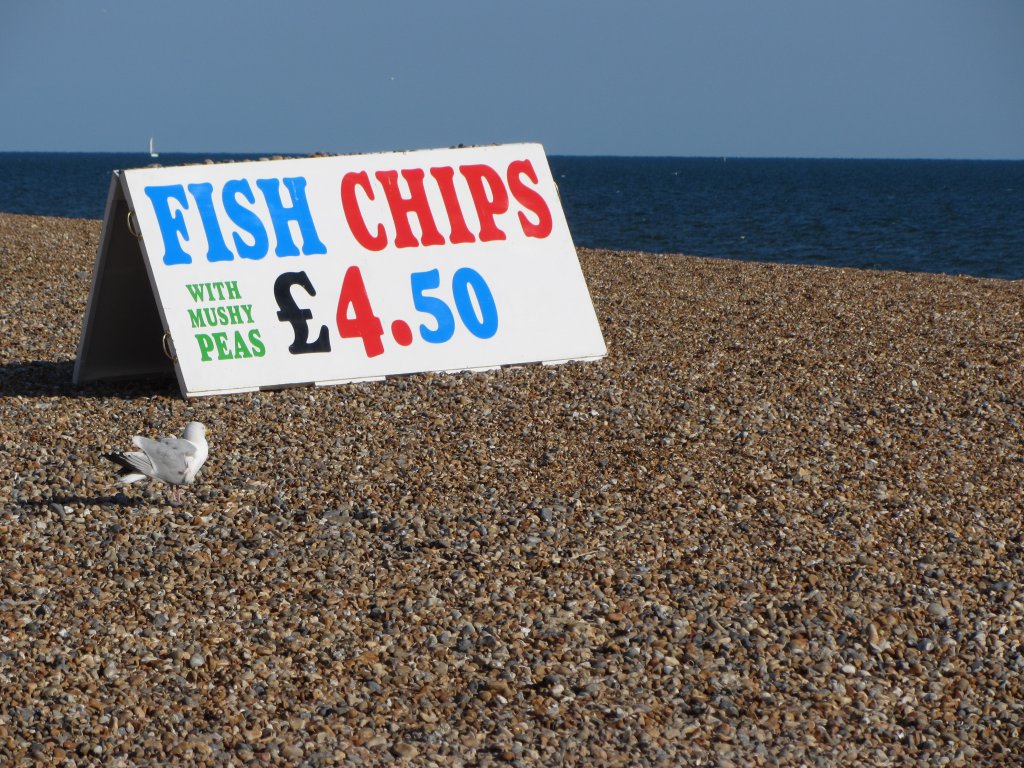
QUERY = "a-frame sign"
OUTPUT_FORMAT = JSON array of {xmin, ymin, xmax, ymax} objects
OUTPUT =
[
  {"xmin": 73, "ymin": 175, "xmax": 176, "ymax": 385},
  {"xmin": 74, "ymin": 144, "xmax": 606, "ymax": 398}
]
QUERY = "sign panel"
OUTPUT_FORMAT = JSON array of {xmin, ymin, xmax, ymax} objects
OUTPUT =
[{"xmin": 75, "ymin": 143, "xmax": 606, "ymax": 397}]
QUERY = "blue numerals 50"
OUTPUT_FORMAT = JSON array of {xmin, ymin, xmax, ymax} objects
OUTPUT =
[{"xmin": 411, "ymin": 267, "xmax": 498, "ymax": 343}]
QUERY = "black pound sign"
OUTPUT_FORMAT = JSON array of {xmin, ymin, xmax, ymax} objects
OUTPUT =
[{"xmin": 274, "ymin": 271, "xmax": 331, "ymax": 354}]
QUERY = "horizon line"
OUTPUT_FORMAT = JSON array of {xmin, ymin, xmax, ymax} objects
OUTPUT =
[{"xmin": 1, "ymin": 147, "xmax": 1022, "ymax": 163}]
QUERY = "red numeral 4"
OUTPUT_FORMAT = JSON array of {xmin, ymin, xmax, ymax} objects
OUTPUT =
[{"xmin": 336, "ymin": 266, "xmax": 384, "ymax": 357}]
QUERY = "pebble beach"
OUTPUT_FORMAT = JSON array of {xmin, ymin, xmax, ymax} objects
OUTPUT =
[{"xmin": 1, "ymin": 211, "xmax": 1022, "ymax": 765}]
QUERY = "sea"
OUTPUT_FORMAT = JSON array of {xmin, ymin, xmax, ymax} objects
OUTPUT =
[{"xmin": 1, "ymin": 152, "xmax": 1021, "ymax": 280}]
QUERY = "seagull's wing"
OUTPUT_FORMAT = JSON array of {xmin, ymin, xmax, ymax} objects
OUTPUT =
[
  {"xmin": 132, "ymin": 435, "xmax": 201, "ymax": 485},
  {"xmin": 103, "ymin": 450, "xmax": 155, "ymax": 483}
]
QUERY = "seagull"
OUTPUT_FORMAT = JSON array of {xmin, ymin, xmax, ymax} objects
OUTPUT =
[{"xmin": 104, "ymin": 422, "xmax": 208, "ymax": 503}]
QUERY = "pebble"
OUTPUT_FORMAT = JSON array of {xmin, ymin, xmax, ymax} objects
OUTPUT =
[{"xmin": 0, "ymin": 213, "xmax": 1022, "ymax": 766}]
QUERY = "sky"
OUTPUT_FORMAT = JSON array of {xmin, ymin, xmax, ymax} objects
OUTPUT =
[{"xmin": 1, "ymin": 0, "xmax": 1022, "ymax": 159}]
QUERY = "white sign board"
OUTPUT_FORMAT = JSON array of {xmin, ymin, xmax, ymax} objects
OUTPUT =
[{"xmin": 74, "ymin": 143, "xmax": 606, "ymax": 398}]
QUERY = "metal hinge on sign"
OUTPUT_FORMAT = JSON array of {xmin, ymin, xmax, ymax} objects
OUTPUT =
[
  {"xmin": 162, "ymin": 332, "xmax": 177, "ymax": 362},
  {"xmin": 127, "ymin": 209, "xmax": 142, "ymax": 239}
]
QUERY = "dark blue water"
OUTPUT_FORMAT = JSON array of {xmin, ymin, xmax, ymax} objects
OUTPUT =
[
  {"xmin": 1, "ymin": 152, "xmax": 1021, "ymax": 279},
  {"xmin": 553, "ymin": 157, "xmax": 1024, "ymax": 280}
]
